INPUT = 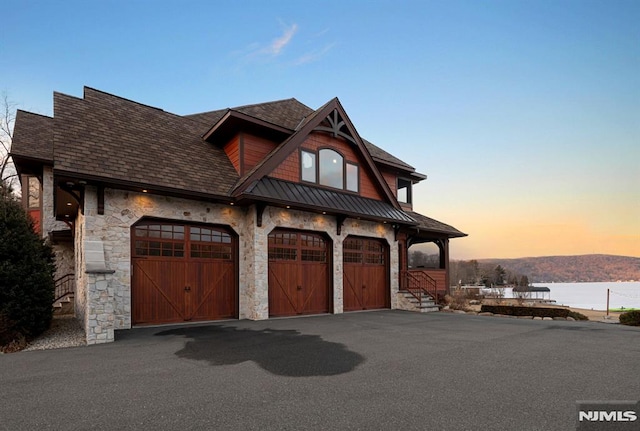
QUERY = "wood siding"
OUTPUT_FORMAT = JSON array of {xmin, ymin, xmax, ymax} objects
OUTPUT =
[
  {"xmin": 242, "ymin": 133, "xmax": 278, "ymax": 174},
  {"xmin": 409, "ymin": 268, "xmax": 448, "ymax": 295},
  {"xmin": 223, "ymin": 135, "xmax": 241, "ymax": 174},
  {"xmin": 381, "ymin": 170, "xmax": 397, "ymax": 199}
]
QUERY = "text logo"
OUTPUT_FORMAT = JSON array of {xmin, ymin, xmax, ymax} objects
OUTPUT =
[
  {"xmin": 576, "ymin": 401, "xmax": 639, "ymax": 430},
  {"xmin": 578, "ymin": 411, "xmax": 637, "ymax": 422}
]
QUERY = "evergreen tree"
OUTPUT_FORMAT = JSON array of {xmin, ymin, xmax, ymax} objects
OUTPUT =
[{"xmin": 0, "ymin": 185, "xmax": 55, "ymax": 346}]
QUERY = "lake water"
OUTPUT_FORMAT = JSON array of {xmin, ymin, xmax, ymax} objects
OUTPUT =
[{"xmin": 523, "ymin": 282, "xmax": 640, "ymax": 310}]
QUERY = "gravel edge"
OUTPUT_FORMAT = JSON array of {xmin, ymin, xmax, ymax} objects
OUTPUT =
[{"xmin": 22, "ymin": 315, "xmax": 86, "ymax": 351}]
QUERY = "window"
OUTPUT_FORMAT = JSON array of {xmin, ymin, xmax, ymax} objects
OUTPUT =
[
  {"xmin": 132, "ymin": 222, "xmax": 232, "ymax": 260},
  {"xmin": 397, "ymin": 178, "xmax": 412, "ymax": 204},
  {"xmin": 301, "ymin": 150, "xmax": 316, "ymax": 182},
  {"xmin": 346, "ymin": 163, "xmax": 358, "ymax": 192},
  {"xmin": 319, "ymin": 149, "xmax": 343, "ymax": 188},
  {"xmin": 300, "ymin": 148, "xmax": 359, "ymax": 193}
]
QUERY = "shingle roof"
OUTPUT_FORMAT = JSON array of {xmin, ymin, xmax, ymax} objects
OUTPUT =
[
  {"xmin": 405, "ymin": 210, "xmax": 467, "ymax": 238},
  {"xmin": 188, "ymin": 99, "xmax": 416, "ymax": 171},
  {"xmin": 363, "ymin": 139, "xmax": 415, "ymax": 171},
  {"xmin": 12, "ymin": 87, "xmax": 424, "ymax": 200},
  {"xmin": 186, "ymin": 98, "xmax": 313, "ymax": 135},
  {"xmin": 52, "ymin": 88, "xmax": 239, "ymax": 196},
  {"xmin": 245, "ymin": 177, "xmax": 416, "ymax": 224},
  {"xmin": 11, "ymin": 110, "xmax": 54, "ymax": 162}
]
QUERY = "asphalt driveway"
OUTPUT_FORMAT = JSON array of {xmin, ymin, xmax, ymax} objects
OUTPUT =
[{"xmin": 1, "ymin": 310, "xmax": 638, "ymax": 431}]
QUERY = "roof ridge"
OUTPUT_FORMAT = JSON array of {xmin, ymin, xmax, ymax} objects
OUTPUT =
[
  {"xmin": 83, "ymin": 86, "xmax": 165, "ymax": 112},
  {"xmin": 16, "ymin": 109, "xmax": 52, "ymax": 119},
  {"xmin": 231, "ymin": 97, "xmax": 309, "ymax": 111},
  {"xmin": 82, "ymin": 87, "xmax": 207, "ymax": 125}
]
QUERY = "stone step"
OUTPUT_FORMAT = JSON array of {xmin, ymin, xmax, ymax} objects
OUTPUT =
[{"xmin": 399, "ymin": 291, "xmax": 440, "ymax": 313}]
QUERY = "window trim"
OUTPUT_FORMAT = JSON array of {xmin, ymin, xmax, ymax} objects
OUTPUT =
[
  {"xmin": 299, "ymin": 147, "xmax": 359, "ymax": 193},
  {"xmin": 396, "ymin": 177, "xmax": 413, "ymax": 204}
]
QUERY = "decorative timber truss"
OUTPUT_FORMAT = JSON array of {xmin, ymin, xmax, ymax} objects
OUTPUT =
[{"xmin": 314, "ymin": 109, "xmax": 357, "ymax": 144}]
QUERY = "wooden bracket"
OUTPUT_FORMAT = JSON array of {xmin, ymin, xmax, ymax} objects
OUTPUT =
[
  {"xmin": 393, "ymin": 224, "xmax": 401, "ymax": 242},
  {"xmin": 336, "ymin": 214, "xmax": 347, "ymax": 235},
  {"xmin": 256, "ymin": 203, "xmax": 267, "ymax": 227},
  {"xmin": 97, "ymin": 185, "xmax": 105, "ymax": 215}
]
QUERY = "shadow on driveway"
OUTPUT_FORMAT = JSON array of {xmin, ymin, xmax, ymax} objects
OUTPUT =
[{"xmin": 155, "ymin": 324, "xmax": 365, "ymax": 377}]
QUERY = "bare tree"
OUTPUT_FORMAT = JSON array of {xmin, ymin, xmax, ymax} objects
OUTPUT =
[{"xmin": 1, "ymin": 91, "xmax": 18, "ymax": 194}]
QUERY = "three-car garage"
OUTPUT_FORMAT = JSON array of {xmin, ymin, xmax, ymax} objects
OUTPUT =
[{"xmin": 131, "ymin": 220, "xmax": 389, "ymax": 325}]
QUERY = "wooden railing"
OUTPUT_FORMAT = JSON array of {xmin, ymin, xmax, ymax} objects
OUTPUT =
[
  {"xmin": 54, "ymin": 273, "xmax": 75, "ymax": 303},
  {"xmin": 401, "ymin": 270, "xmax": 439, "ymax": 303}
]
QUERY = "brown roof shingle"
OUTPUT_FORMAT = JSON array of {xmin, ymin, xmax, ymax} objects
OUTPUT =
[
  {"xmin": 53, "ymin": 87, "xmax": 238, "ymax": 196},
  {"xmin": 11, "ymin": 110, "xmax": 54, "ymax": 162},
  {"xmin": 13, "ymin": 87, "xmax": 426, "ymax": 200},
  {"xmin": 406, "ymin": 210, "xmax": 467, "ymax": 238}
]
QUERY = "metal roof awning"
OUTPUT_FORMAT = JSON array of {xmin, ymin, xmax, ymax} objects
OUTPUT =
[{"xmin": 243, "ymin": 177, "xmax": 417, "ymax": 225}]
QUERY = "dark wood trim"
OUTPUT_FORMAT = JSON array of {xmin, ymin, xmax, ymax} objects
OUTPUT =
[
  {"xmin": 256, "ymin": 203, "xmax": 267, "ymax": 227},
  {"xmin": 53, "ymin": 170, "xmax": 235, "ymax": 206},
  {"xmin": 393, "ymin": 224, "xmax": 401, "ymax": 242},
  {"xmin": 346, "ymin": 161, "xmax": 360, "ymax": 193},
  {"xmin": 97, "ymin": 185, "xmax": 105, "ymax": 215},
  {"xmin": 202, "ymin": 110, "xmax": 292, "ymax": 142},
  {"xmin": 336, "ymin": 214, "xmax": 347, "ymax": 235},
  {"xmin": 239, "ymin": 132, "xmax": 245, "ymax": 176}
]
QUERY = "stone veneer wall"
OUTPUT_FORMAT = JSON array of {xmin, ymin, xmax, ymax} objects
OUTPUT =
[
  {"xmin": 77, "ymin": 186, "xmax": 401, "ymax": 343},
  {"xmin": 41, "ymin": 167, "xmax": 75, "ymax": 280},
  {"xmin": 74, "ymin": 210, "xmax": 87, "ymax": 327}
]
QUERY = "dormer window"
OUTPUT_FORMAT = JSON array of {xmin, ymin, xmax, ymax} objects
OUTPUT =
[
  {"xmin": 300, "ymin": 148, "xmax": 359, "ymax": 192},
  {"xmin": 397, "ymin": 178, "xmax": 412, "ymax": 204}
]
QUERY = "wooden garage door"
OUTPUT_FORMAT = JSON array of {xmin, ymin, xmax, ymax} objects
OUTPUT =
[
  {"xmin": 131, "ymin": 221, "xmax": 237, "ymax": 325},
  {"xmin": 343, "ymin": 237, "xmax": 389, "ymax": 311},
  {"xmin": 268, "ymin": 230, "xmax": 331, "ymax": 317}
]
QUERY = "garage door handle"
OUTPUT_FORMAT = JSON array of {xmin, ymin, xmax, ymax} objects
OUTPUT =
[
  {"xmin": 297, "ymin": 285, "xmax": 302, "ymax": 290},
  {"xmin": 185, "ymin": 286, "xmax": 191, "ymax": 292}
]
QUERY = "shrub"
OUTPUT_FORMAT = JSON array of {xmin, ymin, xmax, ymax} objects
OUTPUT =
[
  {"xmin": 619, "ymin": 310, "xmax": 640, "ymax": 327},
  {"xmin": 567, "ymin": 311, "xmax": 589, "ymax": 321},
  {"xmin": 480, "ymin": 305, "xmax": 570, "ymax": 318},
  {"xmin": 0, "ymin": 187, "xmax": 55, "ymax": 349}
]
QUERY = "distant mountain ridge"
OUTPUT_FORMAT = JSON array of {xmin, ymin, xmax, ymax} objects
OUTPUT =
[{"xmin": 477, "ymin": 254, "xmax": 640, "ymax": 283}]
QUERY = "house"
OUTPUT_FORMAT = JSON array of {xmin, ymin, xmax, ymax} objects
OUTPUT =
[{"xmin": 10, "ymin": 87, "xmax": 466, "ymax": 344}]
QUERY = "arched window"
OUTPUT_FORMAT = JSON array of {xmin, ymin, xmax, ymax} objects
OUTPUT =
[
  {"xmin": 301, "ymin": 148, "xmax": 359, "ymax": 192},
  {"xmin": 319, "ymin": 149, "xmax": 343, "ymax": 189}
]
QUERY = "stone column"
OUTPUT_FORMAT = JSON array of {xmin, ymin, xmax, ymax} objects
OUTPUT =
[{"xmin": 85, "ymin": 271, "xmax": 116, "ymax": 344}]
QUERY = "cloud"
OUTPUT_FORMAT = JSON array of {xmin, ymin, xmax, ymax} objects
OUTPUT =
[
  {"xmin": 263, "ymin": 23, "xmax": 298, "ymax": 56},
  {"xmin": 293, "ymin": 43, "xmax": 336, "ymax": 65}
]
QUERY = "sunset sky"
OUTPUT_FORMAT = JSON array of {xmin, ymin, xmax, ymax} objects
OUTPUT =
[{"xmin": 2, "ymin": 0, "xmax": 638, "ymax": 259}]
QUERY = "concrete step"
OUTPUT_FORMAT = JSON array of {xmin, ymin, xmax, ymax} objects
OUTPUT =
[{"xmin": 53, "ymin": 295, "xmax": 75, "ymax": 315}]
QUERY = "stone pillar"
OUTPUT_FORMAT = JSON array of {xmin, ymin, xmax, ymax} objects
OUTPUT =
[{"xmin": 85, "ymin": 271, "xmax": 116, "ymax": 344}]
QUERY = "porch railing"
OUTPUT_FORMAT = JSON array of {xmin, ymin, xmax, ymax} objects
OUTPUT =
[
  {"xmin": 54, "ymin": 273, "xmax": 75, "ymax": 303},
  {"xmin": 401, "ymin": 270, "xmax": 439, "ymax": 304}
]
